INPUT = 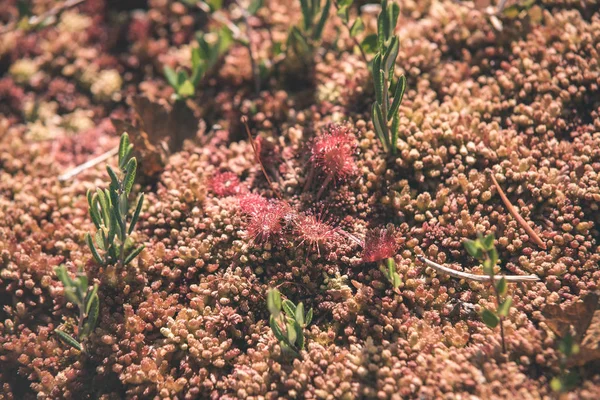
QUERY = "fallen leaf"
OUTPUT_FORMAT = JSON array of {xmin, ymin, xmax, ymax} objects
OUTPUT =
[
  {"xmin": 542, "ymin": 292, "xmax": 600, "ymax": 367},
  {"xmin": 112, "ymin": 96, "xmax": 199, "ymax": 178}
]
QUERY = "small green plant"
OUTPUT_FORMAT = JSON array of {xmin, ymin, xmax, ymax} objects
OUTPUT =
[
  {"xmin": 85, "ymin": 133, "xmax": 144, "ymax": 269},
  {"xmin": 287, "ymin": 0, "xmax": 331, "ymax": 57},
  {"xmin": 54, "ymin": 264, "xmax": 99, "ymax": 351},
  {"xmin": 464, "ymin": 232, "xmax": 512, "ymax": 354},
  {"xmin": 550, "ymin": 333, "xmax": 580, "ymax": 393},
  {"xmin": 164, "ymin": 28, "xmax": 232, "ymax": 100},
  {"xmin": 380, "ymin": 257, "xmax": 401, "ymax": 290},
  {"xmin": 370, "ymin": 0, "xmax": 406, "ymax": 156},
  {"xmin": 333, "ymin": 0, "xmax": 368, "ymax": 64},
  {"xmin": 267, "ymin": 288, "xmax": 313, "ymax": 357}
]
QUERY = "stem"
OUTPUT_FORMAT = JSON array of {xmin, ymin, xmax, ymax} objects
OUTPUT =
[{"xmin": 316, "ymin": 173, "xmax": 333, "ymax": 199}]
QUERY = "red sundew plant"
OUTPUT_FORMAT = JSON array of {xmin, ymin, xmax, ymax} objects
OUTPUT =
[
  {"xmin": 209, "ymin": 172, "xmax": 241, "ymax": 197},
  {"xmin": 308, "ymin": 124, "xmax": 357, "ymax": 199},
  {"xmin": 246, "ymin": 200, "xmax": 291, "ymax": 243},
  {"xmin": 294, "ymin": 212, "xmax": 338, "ymax": 256},
  {"xmin": 238, "ymin": 193, "xmax": 269, "ymax": 216},
  {"xmin": 361, "ymin": 227, "xmax": 399, "ymax": 263}
]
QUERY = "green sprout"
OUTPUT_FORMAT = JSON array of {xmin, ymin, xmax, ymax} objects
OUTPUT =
[
  {"xmin": 464, "ymin": 232, "xmax": 512, "ymax": 354},
  {"xmin": 267, "ymin": 288, "xmax": 313, "ymax": 357},
  {"xmin": 380, "ymin": 257, "xmax": 401, "ymax": 290},
  {"xmin": 333, "ymin": 0, "xmax": 368, "ymax": 64},
  {"xmin": 370, "ymin": 0, "xmax": 406, "ymax": 156},
  {"xmin": 85, "ymin": 133, "xmax": 144, "ymax": 269},
  {"xmin": 287, "ymin": 0, "xmax": 332, "ymax": 57},
  {"xmin": 54, "ymin": 265, "xmax": 99, "ymax": 351},
  {"xmin": 163, "ymin": 28, "xmax": 232, "ymax": 100},
  {"xmin": 550, "ymin": 333, "xmax": 580, "ymax": 393}
]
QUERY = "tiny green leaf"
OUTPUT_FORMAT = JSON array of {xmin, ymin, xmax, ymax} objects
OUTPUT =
[
  {"xmin": 360, "ymin": 34, "xmax": 378, "ymax": 55},
  {"xmin": 118, "ymin": 133, "xmax": 130, "ymax": 166},
  {"xmin": 164, "ymin": 66, "xmax": 179, "ymax": 90},
  {"xmin": 286, "ymin": 321, "xmax": 297, "ymax": 345},
  {"xmin": 481, "ymin": 308, "xmax": 499, "ymax": 328},
  {"xmin": 463, "ymin": 239, "xmax": 479, "ymax": 258},
  {"xmin": 295, "ymin": 302, "xmax": 305, "ymax": 326},
  {"xmin": 305, "ymin": 308, "xmax": 313, "ymax": 326},
  {"xmin": 496, "ymin": 277, "xmax": 507, "ymax": 297},
  {"xmin": 86, "ymin": 233, "xmax": 104, "ymax": 264},
  {"xmin": 294, "ymin": 322, "xmax": 305, "ymax": 349},
  {"xmin": 482, "ymin": 233, "xmax": 495, "ymax": 250},
  {"xmin": 269, "ymin": 315, "xmax": 285, "ymax": 341},
  {"xmin": 124, "ymin": 245, "xmax": 145, "ymax": 265},
  {"xmin": 282, "ymin": 299, "xmax": 297, "ymax": 317},
  {"xmin": 350, "ymin": 18, "xmax": 364, "ymax": 37},
  {"xmin": 129, "ymin": 193, "xmax": 144, "ymax": 235},
  {"xmin": 388, "ymin": 74, "xmax": 406, "ymax": 120},
  {"xmin": 267, "ymin": 288, "xmax": 282, "ymax": 317},
  {"xmin": 85, "ymin": 284, "xmax": 99, "ymax": 315},
  {"xmin": 123, "ymin": 158, "xmax": 137, "ymax": 196},
  {"xmin": 55, "ymin": 330, "xmax": 83, "ymax": 351},
  {"xmin": 177, "ymin": 80, "xmax": 196, "ymax": 98},
  {"xmin": 497, "ymin": 296, "xmax": 512, "ymax": 317},
  {"xmin": 313, "ymin": 0, "xmax": 331, "ymax": 41}
]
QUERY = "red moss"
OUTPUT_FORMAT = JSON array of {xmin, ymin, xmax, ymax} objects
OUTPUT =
[{"xmin": 361, "ymin": 227, "xmax": 399, "ymax": 263}]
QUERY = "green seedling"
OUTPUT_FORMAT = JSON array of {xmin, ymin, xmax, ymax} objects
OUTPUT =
[
  {"xmin": 333, "ymin": 0, "xmax": 368, "ymax": 64},
  {"xmin": 380, "ymin": 257, "xmax": 401, "ymax": 290},
  {"xmin": 267, "ymin": 288, "xmax": 313, "ymax": 357},
  {"xmin": 164, "ymin": 27, "xmax": 233, "ymax": 100},
  {"xmin": 464, "ymin": 232, "xmax": 512, "ymax": 354},
  {"xmin": 287, "ymin": 0, "xmax": 332, "ymax": 57},
  {"xmin": 54, "ymin": 264, "xmax": 100, "ymax": 351},
  {"xmin": 370, "ymin": 0, "xmax": 406, "ymax": 156},
  {"xmin": 85, "ymin": 133, "xmax": 144, "ymax": 269},
  {"xmin": 550, "ymin": 333, "xmax": 580, "ymax": 393}
]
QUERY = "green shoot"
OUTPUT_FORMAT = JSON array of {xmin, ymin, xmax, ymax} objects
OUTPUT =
[
  {"xmin": 370, "ymin": 0, "xmax": 406, "ymax": 156},
  {"xmin": 550, "ymin": 333, "xmax": 580, "ymax": 393},
  {"xmin": 85, "ymin": 133, "xmax": 144, "ymax": 269},
  {"xmin": 54, "ymin": 264, "xmax": 100, "ymax": 351},
  {"xmin": 464, "ymin": 232, "xmax": 512, "ymax": 354},
  {"xmin": 333, "ymin": 0, "xmax": 368, "ymax": 64},
  {"xmin": 287, "ymin": 0, "xmax": 332, "ymax": 58},
  {"xmin": 380, "ymin": 257, "xmax": 401, "ymax": 290},
  {"xmin": 163, "ymin": 27, "xmax": 233, "ymax": 100},
  {"xmin": 267, "ymin": 288, "xmax": 313, "ymax": 357}
]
